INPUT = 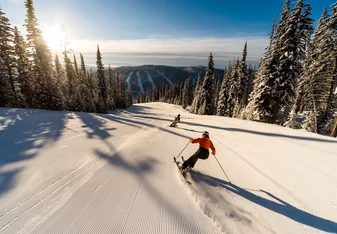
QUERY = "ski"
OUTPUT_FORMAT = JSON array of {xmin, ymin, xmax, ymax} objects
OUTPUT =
[{"xmin": 173, "ymin": 157, "xmax": 191, "ymax": 184}]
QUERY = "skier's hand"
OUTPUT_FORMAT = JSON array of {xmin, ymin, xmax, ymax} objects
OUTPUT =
[
  {"xmin": 189, "ymin": 138, "xmax": 193, "ymax": 142},
  {"xmin": 211, "ymin": 151, "xmax": 216, "ymax": 155}
]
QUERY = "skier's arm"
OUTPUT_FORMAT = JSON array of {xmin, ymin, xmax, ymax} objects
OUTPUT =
[
  {"xmin": 189, "ymin": 138, "xmax": 201, "ymax": 143},
  {"xmin": 210, "ymin": 141, "xmax": 216, "ymax": 155}
]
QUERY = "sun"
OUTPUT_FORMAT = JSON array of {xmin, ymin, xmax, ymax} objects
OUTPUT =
[{"xmin": 43, "ymin": 25, "xmax": 64, "ymax": 53}]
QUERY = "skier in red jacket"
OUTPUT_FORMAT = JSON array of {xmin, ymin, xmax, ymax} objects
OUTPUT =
[{"xmin": 180, "ymin": 131, "xmax": 216, "ymax": 170}]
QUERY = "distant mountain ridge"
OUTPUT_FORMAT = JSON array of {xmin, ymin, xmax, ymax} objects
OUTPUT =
[{"xmin": 108, "ymin": 65, "xmax": 224, "ymax": 94}]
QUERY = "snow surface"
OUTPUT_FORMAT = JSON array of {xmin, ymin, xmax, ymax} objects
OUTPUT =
[
  {"xmin": 156, "ymin": 69, "xmax": 173, "ymax": 85},
  {"xmin": 0, "ymin": 103, "xmax": 337, "ymax": 234},
  {"xmin": 144, "ymin": 70, "xmax": 156, "ymax": 90},
  {"xmin": 136, "ymin": 71, "xmax": 145, "ymax": 93},
  {"xmin": 126, "ymin": 71, "xmax": 134, "ymax": 92}
]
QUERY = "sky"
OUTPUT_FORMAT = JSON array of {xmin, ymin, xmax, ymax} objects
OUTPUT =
[{"xmin": 1, "ymin": 0, "xmax": 335, "ymax": 68}]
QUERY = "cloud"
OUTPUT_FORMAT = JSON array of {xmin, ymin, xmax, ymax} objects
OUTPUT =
[
  {"xmin": 69, "ymin": 37, "xmax": 268, "ymax": 59},
  {"xmin": 53, "ymin": 36, "xmax": 269, "ymax": 68}
]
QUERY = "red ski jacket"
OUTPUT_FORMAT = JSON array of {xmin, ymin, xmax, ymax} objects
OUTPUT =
[{"xmin": 190, "ymin": 137, "xmax": 216, "ymax": 155}]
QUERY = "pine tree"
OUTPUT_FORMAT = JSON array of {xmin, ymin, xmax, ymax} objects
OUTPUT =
[
  {"xmin": 198, "ymin": 53, "xmax": 216, "ymax": 115},
  {"xmin": 190, "ymin": 72, "xmax": 203, "ymax": 113},
  {"xmin": 13, "ymin": 26, "xmax": 32, "ymax": 107},
  {"xmin": 25, "ymin": 0, "xmax": 63, "ymax": 110},
  {"xmin": 72, "ymin": 54, "xmax": 84, "ymax": 111},
  {"xmin": 227, "ymin": 59, "xmax": 240, "ymax": 117},
  {"xmin": 217, "ymin": 66, "xmax": 232, "ymax": 116},
  {"xmin": 245, "ymin": 0, "xmax": 313, "ymax": 124},
  {"xmin": 54, "ymin": 54, "xmax": 65, "ymax": 107},
  {"xmin": 63, "ymin": 51, "xmax": 75, "ymax": 109},
  {"xmin": 80, "ymin": 54, "xmax": 95, "ymax": 112},
  {"xmin": 0, "ymin": 7, "xmax": 16, "ymax": 106},
  {"xmin": 182, "ymin": 76, "xmax": 193, "ymax": 108},
  {"xmin": 107, "ymin": 65, "xmax": 115, "ymax": 110},
  {"xmin": 286, "ymin": 6, "xmax": 334, "ymax": 134},
  {"xmin": 233, "ymin": 42, "xmax": 249, "ymax": 117},
  {"xmin": 215, "ymin": 78, "xmax": 221, "ymax": 107},
  {"xmin": 96, "ymin": 45, "xmax": 107, "ymax": 113},
  {"xmin": 85, "ymin": 68, "xmax": 96, "ymax": 112},
  {"xmin": 0, "ymin": 56, "xmax": 11, "ymax": 107}
]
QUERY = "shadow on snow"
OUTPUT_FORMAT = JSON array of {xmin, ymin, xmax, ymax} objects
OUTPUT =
[
  {"xmin": 190, "ymin": 171, "xmax": 337, "ymax": 233},
  {"xmin": 0, "ymin": 108, "xmax": 69, "ymax": 197}
]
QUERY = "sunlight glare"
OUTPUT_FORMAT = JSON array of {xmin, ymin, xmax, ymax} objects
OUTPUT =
[{"xmin": 43, "ymin": 25, "xmax": 64, "ymax": 52}]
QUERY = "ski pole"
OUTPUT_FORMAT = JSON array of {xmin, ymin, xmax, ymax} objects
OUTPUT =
[
  {"xmin": 214, "ymin": 154, "xmax": 231, "ymax": 183},
  {"xmin": 175, "ymin": 141, "xmax": 190, "ymax": 161}
]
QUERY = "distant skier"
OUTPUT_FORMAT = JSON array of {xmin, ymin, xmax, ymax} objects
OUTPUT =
[
  {"xmin": 170, "ymin": 114, "xmax": 180, "ymax": 127},
  {"xmin": 180, "ymin": 131, "xmax": 216, "ymax": 170}
]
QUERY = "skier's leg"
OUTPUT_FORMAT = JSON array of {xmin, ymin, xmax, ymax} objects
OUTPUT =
[{"xmin": 182, "ymin": 149, "xmax": 201, "ymax": 169}]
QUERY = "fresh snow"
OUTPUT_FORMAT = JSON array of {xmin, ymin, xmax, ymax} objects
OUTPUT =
[
  {"xmin": 0, "ymin": 103, "xmax": 337, "ymax": 234},
  {"xmin": 136, "ymin": 71, "xmax": 145, "ymax": 93},
  {"xmin": 156, "ymin": 69, "xmax": 173, "ymax": 85},
  {"xmin": 125, "ymin": 71, "xmax": 134, "ymax": 92},
  {"xmin": 144, "ymin": 70, "xmax": 156, "ymax": 89}
]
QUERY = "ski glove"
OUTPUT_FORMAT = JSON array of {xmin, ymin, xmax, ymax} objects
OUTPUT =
[{"xmin": 211, "ymin": 151, "xmax": 216, "ymax": 155}]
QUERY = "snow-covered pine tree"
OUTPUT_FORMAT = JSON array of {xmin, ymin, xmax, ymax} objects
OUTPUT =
[
  {"xmin": 178, "ymin": 82, "xmax": 184, "ymax": 106},
  {"xmin": 272, "ymin": 0, "xmax": 313, "ymax": 123},
  {"xmin": 227, "ymin": 58, "xmax": 240, "ymax": 117},
  {"xmin": 198, "ymin": 53, "xmax": 216, "ymax": 115},
  {"xmin": 190, "ymin": 72, "xmax": 202, "ymax": 113},
  {"xmin": 0, "ymin": 7, "xmax": 17, "ymax": 107},
  {"xmin": 118, "ymin": 72, "xmax": 127, "ymax": 108},
  {"xmin": 85, "ymin": 68, "xmax": 96, "ymax": 112},
  {"xmin": 285, "ymin": 39, "xmax": 313, "ymax": 128},
  {"xmin": 63, "ymin": 51, "xmax": 74, "ymax": 108},
  {"xmin": 246, "ymin": 64, "xmax": 255, "ymax": 100},
  {"xmin": 302, "ymin": 81, "xmax": 317, "ymax": 133},
  {"xmin": 25, "ymin": 0, "xmax": 63, "ymax": 110},
  {"xmin": 309, "ymin": 7, "xmax": 334, "ymax": 133},
  {"xmin": 214, "ymin": 78, "xmax": 220, "ymax": 107},
  {"xmin": 54, "ymin": 54, "xmax": 65, "ymax": 107},
  {"xmin": 72, "ymin": 54, "xmax": 84, "ymax": 111},
  {"xmin": 217, "ymin": 66, "xmax": 231, "ymax": 116},
  {"xmin": 244, "ymin": 0, "xmax": 313, "ymax": 124},
  {"xmin": 0, "ymin": 55, "xmax": 11, "ymax": 107},
  {"xmin": 243, "ymin": 18, "xmax": 279, "ymax": 122},
  {"xmin": 182, "ymin": 76, "xmax": 193, "ymax": 108},
  {"xmin": 13, "ymin": 26, "xmax": 31, "ymax": 107},
  {"xmin": 317, "ymin": 49, "xmax": 337, "ymax": 134},
  {"xmin": 78, "ymin": 53, "xmax": 88, "ymax": 111},
  {"xmin": 286, "ymin": 6, "xmax": 334, "ymax": 133},
  {"xmin": 126, "ymin": 91, "xmax": 133, "ymax": 107},
  {"xmin": 233, "ymin": 42, "xmax": 249, "ymax": 118},
  {"xmin": 107, "ymin": 65, "xmax": 116, "ymax": 110},
  {"xmin": 96, "ymin": 45, "xmax": 107, "ymax": 113}
]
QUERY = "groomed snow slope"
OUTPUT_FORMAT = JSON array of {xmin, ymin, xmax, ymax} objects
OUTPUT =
[{"xmin": 0, "ymin": 103, "xmax": 336, "ymax": 234}]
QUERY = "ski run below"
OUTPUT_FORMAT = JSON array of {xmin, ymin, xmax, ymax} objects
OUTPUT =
[
  {"xmin": 144, "ymin": 70, "xmax": 156, "ymax": 90},
  {"xmin": 125, "ymin": 71, "xmax": 134, "ymax": 92},
  {"xmin": 0, "ymin": 102, "xmax": 336, "ymax": 234}
]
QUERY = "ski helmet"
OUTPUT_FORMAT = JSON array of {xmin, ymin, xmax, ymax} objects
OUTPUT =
[{"xmin": 202, "ymin": 131, "xmax": 209, "ymax": 138}]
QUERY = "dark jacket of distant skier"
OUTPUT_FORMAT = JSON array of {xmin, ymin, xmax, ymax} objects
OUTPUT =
[
  {"xmin": 170, "ymin": 114, "xmax": 180, "ymax": 127},
  {"xmin": 181, "ymin": 131, "xmax": 216, "ymax": 170}
]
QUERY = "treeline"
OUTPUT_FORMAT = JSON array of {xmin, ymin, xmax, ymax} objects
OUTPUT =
[
  {"xmin": 136, "ymin": 0, "xmax": 337, "ymax": 137},
  {"xmin": 0, "ymin": 0, "xmax": 131, "ymax": 114}
]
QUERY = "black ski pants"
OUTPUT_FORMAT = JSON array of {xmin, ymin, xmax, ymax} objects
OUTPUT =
[{"xmin": 182, "ymin": 148, "xmax": 209, "ymax": 169}]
